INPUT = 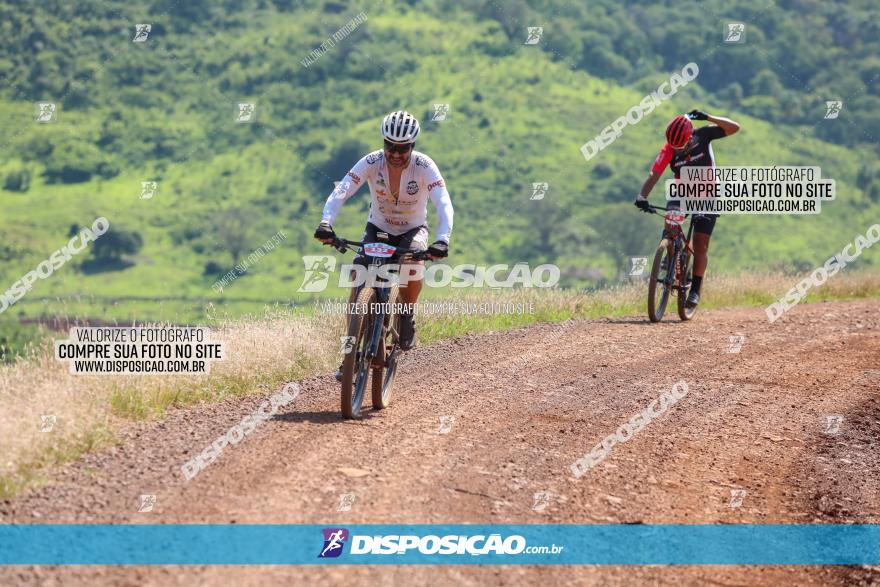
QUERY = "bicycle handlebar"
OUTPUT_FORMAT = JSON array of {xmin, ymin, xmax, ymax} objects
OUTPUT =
[
  {"xmin": 643, "ymin": 204, "xmax": 670, "ymax": 213},
  {"xmin": 642, "ymin": 203, "xmax": 710, "ymax": 220},
  {"xmin": 324, "ymin": 237, "xmax": 432, "ymax": 260}
]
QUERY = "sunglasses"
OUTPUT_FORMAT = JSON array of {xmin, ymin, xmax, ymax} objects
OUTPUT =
[{"xmin": 384, "ymin": 140, "xmax": 414, "ymax": 154}]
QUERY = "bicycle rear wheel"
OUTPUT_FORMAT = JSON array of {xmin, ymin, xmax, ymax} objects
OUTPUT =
[
  {"xmin": 341, "ymin": 287, "xmax": 377, "ymax": 419},
  {"xmin": 371, "ymin": 285, "xmax": 400, "ymax": 410},
  {"xmin": 677, "ymin": 250, "xmax": 697, "ymax": 321},
  {"xmin": 648, "ymin": 239, "xmax": 673, "ymax": 322}
]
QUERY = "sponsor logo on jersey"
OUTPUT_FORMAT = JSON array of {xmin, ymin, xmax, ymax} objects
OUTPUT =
[
  {"xmin": 415, "ymin": 156, "xmax": 430, "ymax": 169},
  {"xmin": 673, "ymin": 152, "xmax": 707, "ymax": 173},
  {"xmin": 427, "ymin": 179, "xmax": 445, "ymax": 191},
  {"xmin": 406, "ymin": 180, "xmax": 419, "ymax": 195},
  {"xmin": 347, "ymin": 171, "xmax": 362, "ymax": 184},
  {"xmin": 365, "ymin": 152, "xmax": 382, "ymax": 164}
]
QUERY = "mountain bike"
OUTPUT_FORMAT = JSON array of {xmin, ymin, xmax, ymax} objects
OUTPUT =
[
  {"xmin": 323, "ymin": 236, "xmax": 429, "ymax": 419},
  {"xmin": 643, "ymin": 204, "xmax": 705, "ymax": 322}
]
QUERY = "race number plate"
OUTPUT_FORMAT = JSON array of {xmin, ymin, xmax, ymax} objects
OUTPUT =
[
  {"xmin": 664, "ymin": 211, "xmax": 686, "ymax": 226},
  {"xmin": 363, "ymin": 242, "xmax": 397, "ymax": 257}
]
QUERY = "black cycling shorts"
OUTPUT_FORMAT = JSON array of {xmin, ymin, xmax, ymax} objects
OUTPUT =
[
  {"xmin": 353, "ymin": 222, "xmax": 429, "ymax": 266},
  {"xmin": 667, "ymin": 201, "xmax": 717, "ymax": 237},
  {"xmin": 693, "ymin": 214, "xmax": 717, "ymax": 236}
]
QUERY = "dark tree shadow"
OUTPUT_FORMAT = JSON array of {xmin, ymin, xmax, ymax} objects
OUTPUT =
[{"xmin": 80, "ymin": 258, "xmax": 135, "ymax": 274}]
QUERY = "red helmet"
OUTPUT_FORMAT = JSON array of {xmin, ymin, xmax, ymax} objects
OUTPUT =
[{"xmin": 666, "ymin": 115, "xmax": 693, "ymax": 149}]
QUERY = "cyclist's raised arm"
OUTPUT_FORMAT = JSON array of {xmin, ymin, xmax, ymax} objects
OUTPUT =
[
  {"xmin": 427, "ymin": 168, "xmax": 453, "ymax": 244},
  {"xmin": 320, "ymin": 155, "xmax": 371, "ymax": 226},
  {"xmin": 706, "ymin": 114, "xmax": 740, "ymax": 138}
]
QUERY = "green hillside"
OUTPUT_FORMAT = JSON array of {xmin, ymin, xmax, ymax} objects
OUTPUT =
[{"xmin": 0, "ymin": 0, "xmax": 878, "ymax": 325}]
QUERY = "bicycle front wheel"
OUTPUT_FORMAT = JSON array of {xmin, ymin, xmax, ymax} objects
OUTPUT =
[
  {"xmin": 648, "ymin": 239, "xmax": 673, "ymax": 322},
  {"xmin": 371, "ymin": 285, "xmax": 400, "ymax": 410},
  {"xmin": 341, "ymin": 287, "xmax": 378, "ymax": 419},
  {"xmin": 677, "ymin": 249, "xmax": 697, "ymax": 321}
]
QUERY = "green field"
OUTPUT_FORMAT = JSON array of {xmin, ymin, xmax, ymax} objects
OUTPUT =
[{"xmin": 0, "ymin": 0, "xmax": 878, "ymax": 329}]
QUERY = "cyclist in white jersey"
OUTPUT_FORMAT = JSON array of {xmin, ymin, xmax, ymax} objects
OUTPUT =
[{"xmin": 315, "ymin": 111, "xmax": 454, "ymax": 379}]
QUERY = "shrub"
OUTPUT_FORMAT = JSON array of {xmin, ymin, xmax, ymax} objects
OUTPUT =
[{"xmin": 3, "ymin": 166, "xmax": 31, "ymax": 192}]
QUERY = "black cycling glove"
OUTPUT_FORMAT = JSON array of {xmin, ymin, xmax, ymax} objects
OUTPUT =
[
  {"xmin": 427, "ymin": 240, "xmax": 449, "ymax": 258},
  {"xmin": 314, "ymin": 221, "xmax": 335, "ymax": 241},
  {"xmin": 688, "ymin": 109, "xmax": 709, "ymax": 121},
  {"xmin": 634, "ymin": 198, "xmax": 650, "ymax": 212}
]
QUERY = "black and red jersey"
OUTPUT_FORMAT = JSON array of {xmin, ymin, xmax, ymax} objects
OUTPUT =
[{"xmin": 651, "ymin": 125, "xmax": 727, "ymax": 178}]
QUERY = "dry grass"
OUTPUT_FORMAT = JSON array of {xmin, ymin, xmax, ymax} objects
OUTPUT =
[
  {"xmin": 1, "ymin": 272, "xmax": 878, "ymax": 497},
  {"xmin": 0, "ymin": 307, "xmax": 340, "ymax": 497},
  {"xmin": 701, "ymin": 271, "xmax": 880, "ymax": 309}
]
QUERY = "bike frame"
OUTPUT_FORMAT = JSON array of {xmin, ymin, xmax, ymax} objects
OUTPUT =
[
  {"xmin": 361, "ymin": 261, "xmax": 392, "ymax": 368},
  {"xmin": 647, "ymin": 204, "xmax": 703, "ymax": 290},
  {"xmin": 329, "ymin": 237, "xmax": 429, "ymax": 367}
]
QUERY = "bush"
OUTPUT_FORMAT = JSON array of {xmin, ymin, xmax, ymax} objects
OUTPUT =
[
  {"xmin": 43, "ymin": 141, "xmax": 118, "ymax": 184},
  {"xmin": 3, "ymin": 166, "xmax": 31, "ymax": 192},
  {"xmin": 592, "ymin": 162, "xmax": 614, "ymax": 179},
  {"xmin": 308, "ymin": 139, "xmax": 368, "ymax": 193},
  {"xmin": 90, "ymin": 226, "xmax": 144, "ymax": 261},
  {"xmin": 203, "ymin": 260, "xmax": 224, "ymax": 276},
  {"xmin": 0, "ymin": 318, "xmax": 46, "ymax": 363}
]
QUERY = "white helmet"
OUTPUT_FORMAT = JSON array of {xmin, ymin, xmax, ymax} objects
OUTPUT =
[{"xmin": 381, "ymin": 110, "xmax": 420, "ymax": 144}]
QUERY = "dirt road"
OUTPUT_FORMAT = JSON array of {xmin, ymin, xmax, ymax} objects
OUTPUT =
[{"xmin": 2, "ymin": 299, "xmax": 879, "ymax": 586}]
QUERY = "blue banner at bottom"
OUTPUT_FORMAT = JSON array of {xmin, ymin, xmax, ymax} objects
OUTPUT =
[{"xmin": 1, "ymin": 524, "xmax": 878, "ymax": 565}]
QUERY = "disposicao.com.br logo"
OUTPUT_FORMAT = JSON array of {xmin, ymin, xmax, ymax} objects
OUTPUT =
[{"xmin": 317, "ymin": 528, "xmax": 563, "ymax": 558}]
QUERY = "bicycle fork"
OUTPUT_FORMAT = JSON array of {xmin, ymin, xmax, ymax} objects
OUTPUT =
[
  {"xmin": 669, "ymin": 238, "xmax": 689, "ymax": 290},
  {"xmin": 368, "ymin": 286, "xmax": 388, "ymax": 369},
  {"xmin": 674, "ymin": 238, "xmax": 693, "ymax": 291}
]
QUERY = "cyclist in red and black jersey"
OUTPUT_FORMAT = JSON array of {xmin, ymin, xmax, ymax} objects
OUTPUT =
[{"xmin": 634, "ymin": 109, "xmax": 740, "ymax": 307}]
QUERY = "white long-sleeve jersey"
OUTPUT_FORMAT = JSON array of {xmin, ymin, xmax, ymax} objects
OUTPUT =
[{"xmin": 321, "ymin": 150, "xmax": 454, "ymax": 243}]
